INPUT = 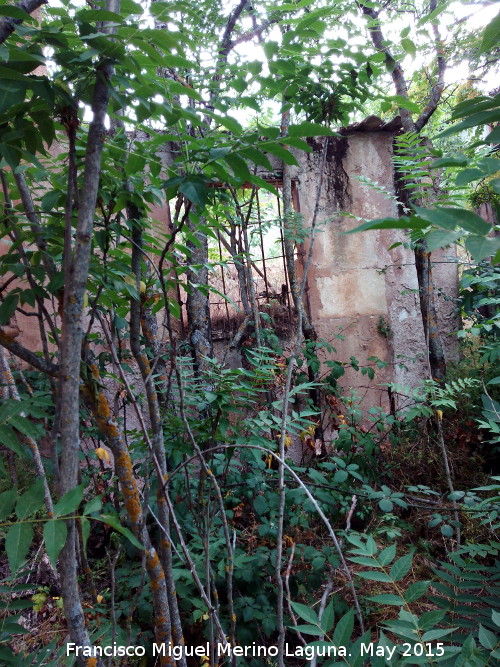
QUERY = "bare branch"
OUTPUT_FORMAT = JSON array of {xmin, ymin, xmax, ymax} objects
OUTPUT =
[
  {"xmin": 228, "ymin": 18, "xmax": 278, "ymax": 51},
  {"xmin": 0, "ymin": 330, "xmax": 58, "ymax": 375},
  {"xmin": 415, "ymin": 0, "xmax": 447, "ymax": 131},
  {"xmin": 359, "ymin": 3, "xmax": 414, "ymax": 132},
  {"xmin": 219, "ymin": 0, "xmax": 249, "ymax": 59}
]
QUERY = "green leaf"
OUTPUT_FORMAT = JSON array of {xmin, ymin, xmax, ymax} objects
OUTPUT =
[
  {"xmin": 5, "ymin": 522, "xmax": 33, "ymax": 574},
  {"xmin": 426, "ymin": 229, "xmax": 462, "ymax": 252},
  {"xmin": 320, "ymin": 600, "xmax": 335, "ymax": 633},
  {"xmin": 97, "ymin": 514, "xmax": 144, "ymax": 550},
  {"xmin": 16, "ymin": 480, "xmax": 45, "ymax": 520},
  {"xmin": 486, "ymin": 127, "xmax": 500, "ymax": 143},
  {"xmin": 53, "ymin": 484, "xmax": 84, "ymax": 517},
  {"xmin": 0, "ymin": 425, "xmax": 26, "ymax": 458},
  {"xmin": 422, "ymin": 628, "xmax": 458, "ymax": 642},
  {"xmin": 415, "ymin": 206, "xmax": 492, "ymax": 235},
  {"xmin": 223, "ymin": 153, "xmax": 251, "ymax": 180},
  {"xmin": 265, "ymin": 142, "xmax": 298, "ymax": 166},
  {"xmin": 291, "ymin": 624, "xmax": 323, "ymax": 635},
  {"xmin": 40, "ymin": 190, "xmax": 62, "ymax": 212},
  {"xmin": 357, "ymin": 571, "xmax": 392, "ymax": 583},
  {"xmin": 0, "ymin": 142, "xmax": 22, "ymax": 168},
  {"xmin": 438, "ymin": 109, "xmax": 500, "ymax": 138},
  {"xmin": 0, "ymin": 292, "xmax": 19, "ymax": 326},
  {"xmin": 479, "ymin": 10, "xmax": 500, "ymax": 55},
  {"xmin": 348, "ymin": 556, "xmax": 379, "ymax": 567},
  {"xmin": 81, "ymin": 517, "xmax": 90, "ymax": 555},
  {"xmin": 492, "ymin": 609, "xmax": 500, "ymax": 627},
  {"xmin": 465, "ymin": 235, "xmax": 500, "ymax": 262},
  {"xmin": 283, "ymin": 137, "xmax": 312, "ymax": 152},
  {"xmin": 456, "ymin": 168, "xmax": 487, "ymax": 186},
  {"xmin": 382, "ymin": 620, "xmax": 419, "ymax": 641},
  {"xmin": 83, "ymin": 495, "xmax": 103, "ymax": 515},
  {"xmin": 478, "ymin": 624, "xmax": 498, "ymax": 650},
  {"xmin": 9, "ymin": 414, "xmax": 41, "ymax": 440},
  {"xmin": 214, "ymin": 115, "xmax": 243, "ymax": 135},
  {"xmin": 290, "ymin": 601, "xmax": 319, "ymax": 626},
  {"xmin": 418, "ymin": 609, "xmax": 446, "ymax": 631},
  {"xmin": 346, "ymin": 215, "xmax": 427, "ymax": 234},
  {"xmin": 367, "ymin": 594, "xmax": 405, "ymax": 606},
  {"xmin": 391, "ymin": 95, "xmax": 420, "ymax": 113},
  {"xmin": 120, "ymin": 0, "xmax": 144, "ymax": 16},
  {"xmin": 178, "ymin": 177, "xmax": 208, "ymax": 208},
  {"xmin": 288, "ymin": 122, "xmax": 335, "ymax": 137},
  {"xmin": 0, "ymin": 620, "xmax": 30, "ymax": 634},
  {"xmin": 430, "ymin": 156, "xmax": 468, "ymax": 169},
  {"xmin": 0, "ymin": 6, "xmax": 31, "ymax": 19},
  {"xmin": 43, "ymin": 519, "xmax": 67, "ymax": 569},
  {"xmin": 0, "ymin": 489, "xmax": 17, "ymax": 521},
  {"xmin": 390, "ymin": 553, "xmax": 413, "ymax": 582},
  {"xmin": 379, "ymin": 498, "xmax": 393, "ymax": 513},
  {"xmin": 167, "ymin": 80, "xmax": 201, "ymax": 101},
  {"xmin": 333, "ymin": 469, "xmax": 348, "ymax": 483},
  {"xmin": 77, "ymin": 9, "xmax": 124, "ymax": 22},
  {"xmin": 125, "ymin": 152, "xmax": 146, "ymax": 177},
  {"xmin": 475, "ymin": 157, "xmax": 499, "ymax": 175},
  {"xmin": 404, "ymin": 580, "xmax": 430, "ymax": 602},
  {"xmin": 333, "ymin": 608, "xmax": 354, "ymax": 647},
  {"xmin": 238, "ymin": 146, "xmax": 273, "ymax": 171},
  {"xmin": 247, "ymin": 173, "xmax": 278, "ymax": 195},
  {"xmin": 401, "ymin": 38, "xmax": 416, "ymax": 57},
  {"xmin": 0, "ymin": 80, "xmax": 26, "ymax": 114},
  {"xmin": 378, "ymin": 544, "xmax": 396, "ymax": 566}
]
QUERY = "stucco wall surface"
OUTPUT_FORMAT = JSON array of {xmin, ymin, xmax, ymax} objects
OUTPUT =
[{"xmin": 287, "ymin": 131, "xmax": 459, "ymax": 409}]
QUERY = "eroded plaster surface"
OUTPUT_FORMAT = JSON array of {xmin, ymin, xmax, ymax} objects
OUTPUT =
[{"xmin": 286, "ymin": 129, "xmax": 460, "ymax": 410}]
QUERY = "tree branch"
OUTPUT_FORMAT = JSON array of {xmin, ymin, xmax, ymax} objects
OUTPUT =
[
  {"xmin": 219, "ymin": 0, "xmax": 249, "ymax": 59},
  {"xmin": 0, "ymin": 330, "xmax": 59, "ymax": 376},
  {"xmin": 228, "ymin": 18, "xmax": 277, "ymax": 51},
  {"xmin": 0, "ymin": 0, "xmax": 47, "ymax": 46},
  {"xmin": 415, "ymin": 0, "xmax": 446, "ymax": 131},
  {"xmin": 360, "ymin": 3, "xmax": 414, "ymax": 132}
]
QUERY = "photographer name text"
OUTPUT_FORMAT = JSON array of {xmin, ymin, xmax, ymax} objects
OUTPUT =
[{"xmin": 67, "ymin": 641, "xmax": 447, "ymax": 661}]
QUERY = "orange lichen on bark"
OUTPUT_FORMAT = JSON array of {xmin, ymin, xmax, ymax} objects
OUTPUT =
[
  {"xmin": 82, "ymin": 378, "xmax": 143, "ymax": 533},
  {"xmin": 82, "ymin": 367, "xmax": 176, "ymax": 663},
  {"xmin": 114, "ymin": 450, "xmax": 143, "ymax": 529}
]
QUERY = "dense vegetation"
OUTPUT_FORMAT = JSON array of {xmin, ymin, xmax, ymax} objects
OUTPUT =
[{"xmin": 0, "ymin": 0, "xmax": 499, "ymax": 665}]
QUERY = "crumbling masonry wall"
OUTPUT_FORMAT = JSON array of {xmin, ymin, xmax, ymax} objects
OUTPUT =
[{"xmin": 278, "ymin": 120, "xmax": 460, "ymax": 410}]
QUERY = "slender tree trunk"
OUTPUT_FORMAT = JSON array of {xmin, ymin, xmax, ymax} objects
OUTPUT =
[
  {"xmin": 186, "ymin": 214, "xmax": 213, "ymax": 375},
  {"xmin": 56, "ymin": 2, "xmax": 119, "ymax": 661},
  {"xmin": 81, "ymin": 370, "xmax": 175, "ymax": 666},
  {"xmin": 414, "ymin": 240, "xmax": 446, "ymax": 381},
  {"xmin": 129, "ymin": 207, "xmax": 185, "ymax": 664},
  {"xmin": 280, "ymin": 110, "xmax": 322, "ymax": 432}
]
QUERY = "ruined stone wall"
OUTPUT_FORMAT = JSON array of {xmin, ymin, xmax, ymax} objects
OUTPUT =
[{"xmin": 278, "ymin": 124, "xmax": 460, "ymax": 410}]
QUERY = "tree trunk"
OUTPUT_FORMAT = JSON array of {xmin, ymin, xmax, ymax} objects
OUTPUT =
[
  {"xmin": 57, "ymin": 3, "xmax": 119, "ymax": 661},
  {"xmin": 186, "ymin": 214, "xmax": 213, "ymax": 375},
  {"xmin": 414, "ymin": 240, "xmax": 446, "ymax": 381}
]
